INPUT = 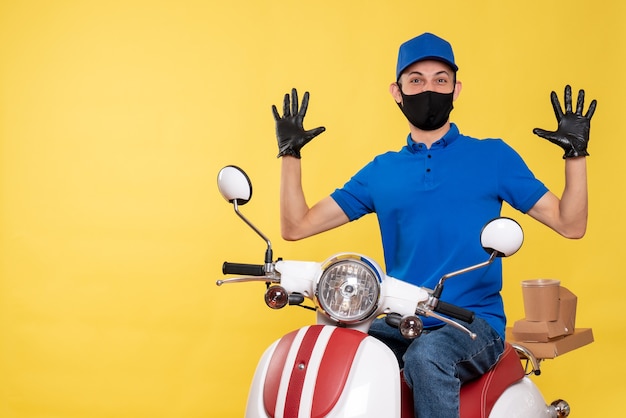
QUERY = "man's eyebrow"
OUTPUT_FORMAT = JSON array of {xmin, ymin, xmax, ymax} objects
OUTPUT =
[{"xmin": 406, "ymin": 70, "xmax": 451, "ymax": 77}]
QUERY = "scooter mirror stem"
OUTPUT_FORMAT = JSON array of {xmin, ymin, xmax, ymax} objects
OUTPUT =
[
  {"xmin": 431, "ymin": 252, "xmax": 498, "ymax": 301},
  {"xmin": 232, "ymin": 200, "xmax": 274, "ymax": 271}
]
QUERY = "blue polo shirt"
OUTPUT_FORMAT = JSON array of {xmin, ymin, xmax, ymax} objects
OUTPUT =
[{"xmin": 330, "ymin": 124, "xmax": 548, "ymax": 338}]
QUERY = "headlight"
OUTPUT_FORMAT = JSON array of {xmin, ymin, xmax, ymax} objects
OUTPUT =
[{"xmin": 316, "ymin": 254, "xmax": 382, "ymax": 324}]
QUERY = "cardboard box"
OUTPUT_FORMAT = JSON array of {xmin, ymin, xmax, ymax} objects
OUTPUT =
[
  {"xmin": 506, "ymin": 328, "xmax": 594, "ymax": 359},
  {"xmin": 510, "ymin": 319, "xmax": 570, "ymax": 342},
  {"xmin": 511, "ymin": 286, "xmax": 577, "ymax": 342}
]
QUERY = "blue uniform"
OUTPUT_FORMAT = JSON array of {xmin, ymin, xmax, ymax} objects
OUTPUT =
[{"xmin": 330, "ymin": 123, "xmax": 548, "ymax": 338}]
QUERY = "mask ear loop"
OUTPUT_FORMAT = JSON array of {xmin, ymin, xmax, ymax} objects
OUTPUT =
[{"xmin": 393, "ymin": 81, "xmax": 404, "ymax": 105}]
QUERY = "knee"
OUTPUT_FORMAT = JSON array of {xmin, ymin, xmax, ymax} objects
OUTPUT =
[
  {"xmin": 402, "ymin": 349, "xmax": 439, "ymax": 381},
  {"xmin": 402, "ymin": 347, "xmax": 444, "ymax": 387}
]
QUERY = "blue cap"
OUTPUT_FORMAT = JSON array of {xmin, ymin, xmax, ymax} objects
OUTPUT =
[{"xmin": 396, "ymin": 33, "xmax": 458, "ymax": 80}]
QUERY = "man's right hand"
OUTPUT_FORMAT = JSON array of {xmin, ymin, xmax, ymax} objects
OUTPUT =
[{"xmin": 272, "ymin": 88, "xmax": 326, "ymax": 158}]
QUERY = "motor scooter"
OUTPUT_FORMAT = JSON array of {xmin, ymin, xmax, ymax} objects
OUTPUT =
[{"xmin": 215, "ymin": 165, "xmax": 572, "ymax": 418}]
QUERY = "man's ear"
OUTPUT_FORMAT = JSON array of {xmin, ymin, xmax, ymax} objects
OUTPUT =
[
  {"xmin": 390, "ymin": 82, "xmax": 402, "ymax": 104},
  {"xmin": 453, "ymin": 80, "xmax": 462, "ymax": 101}
]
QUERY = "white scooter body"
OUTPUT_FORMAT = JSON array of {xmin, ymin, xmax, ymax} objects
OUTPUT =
[
  {"xmin": 246, "ymin": 326, "xmax": 400, "ymax": 418},
  {"xmin": 491, "ymin": 378, "xmax": 556, "ymax": 418},
  {"xmin": 243, "ymin": 262, "xmax": 554, "ymax": 418},
  {"xmin": 245, "ymin": 324, "xmax": 556, "ymax": 418}
]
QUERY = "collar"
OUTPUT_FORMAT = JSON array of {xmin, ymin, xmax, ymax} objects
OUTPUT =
[{"xmin": 406, "ymin": 123, "xmax": 460, "ymax": 153}]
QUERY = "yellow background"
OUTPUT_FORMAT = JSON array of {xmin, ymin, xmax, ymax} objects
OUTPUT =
[{"xmin": 1, "ymin": 1, "xmax": 623, "ymax": 417}]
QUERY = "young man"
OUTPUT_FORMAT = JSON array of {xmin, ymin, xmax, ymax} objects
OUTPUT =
[{"xmin": 272, "ymin": 32, "xmax": 596, "ymax": 417}]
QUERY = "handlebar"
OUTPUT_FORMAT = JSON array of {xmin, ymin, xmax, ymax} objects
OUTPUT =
[
  {"xmin": 434, "ymin": 301, "xmax": 475, "ymax": 324},
  {"xmin": 222, "ymin": 262, "xmax": 266, "ymax": 276}
]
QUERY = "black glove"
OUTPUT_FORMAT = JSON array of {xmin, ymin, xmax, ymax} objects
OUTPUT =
[
  {"xmin": 272, "ymin": 88, "xmax": 326, "ymax": 158},
  {"xmin": 533, "ymin": 85, "xmax": 597, "ymax": 159}
]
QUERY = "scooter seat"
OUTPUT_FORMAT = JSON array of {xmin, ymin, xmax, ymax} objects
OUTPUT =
[{"xmin": 401, "ymin": 342, "xmax": 525, "ymax": 418}]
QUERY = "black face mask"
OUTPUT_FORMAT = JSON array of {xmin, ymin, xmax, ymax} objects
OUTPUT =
[{"xmin": 397, "ymin": 89, "xmax": 454, "ymax": 131}]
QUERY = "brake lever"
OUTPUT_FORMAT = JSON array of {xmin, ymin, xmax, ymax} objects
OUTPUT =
[
  {"xmin": 416, "ymin": 306, "xmax": 477, "ymax": 340},
  {"xmin": 216, "ymin": 276, "xmax": 280, "ymax": 286}
]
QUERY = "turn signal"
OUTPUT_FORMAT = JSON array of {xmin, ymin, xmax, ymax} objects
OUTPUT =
[
  {"xmin": 399, "ymin": 315, "xmax": 423, "ymax": 339},
  {"xmin": 265, "ymin": 285, "xmax": 289, "ymax": 309}
]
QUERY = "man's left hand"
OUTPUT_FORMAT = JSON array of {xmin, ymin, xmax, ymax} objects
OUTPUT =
[{"xmin": 533, "ymin": 85, "xmax": 597, "ymax": 159}]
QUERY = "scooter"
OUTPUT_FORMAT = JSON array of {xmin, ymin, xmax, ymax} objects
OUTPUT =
[{"xmin": 215, "ymin": 165, "xmax": 571, "ymax": 418}]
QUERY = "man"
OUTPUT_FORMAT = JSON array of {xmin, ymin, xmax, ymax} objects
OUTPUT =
[{"xmin": 272, "ymin": 32, "xmax": 596, "ymax": 417}]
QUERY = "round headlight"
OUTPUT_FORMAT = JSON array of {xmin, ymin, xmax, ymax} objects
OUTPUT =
[{"xmin": 316, "ymin": 254, "xmax": 381, "ymax": 323}]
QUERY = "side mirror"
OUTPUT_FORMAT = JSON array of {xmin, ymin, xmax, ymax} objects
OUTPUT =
[
  {"xmin": 480, "ymin": 217, "xmax": 524, "ymax": 257},
  {"xmin": 216, "ymin": 166, "xmax": 273, "ymax": 267},
  {"xmin": 217, "ymin": 165, "xmax": 252, "ymax": 205}
]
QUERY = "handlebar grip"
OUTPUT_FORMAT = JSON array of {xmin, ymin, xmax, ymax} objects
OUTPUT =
[
  {"xmin": 222, "ymin": 262, "xmax": 266, "ymax": 276},
  {"xmin": 434, "ymin": 301, "xmax": 475, "ymax": 324}
]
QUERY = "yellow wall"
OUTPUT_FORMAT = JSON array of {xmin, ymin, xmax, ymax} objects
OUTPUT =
[{"xmin": 1, "ymin": 1, "xmax": 623, "ymax": 417}]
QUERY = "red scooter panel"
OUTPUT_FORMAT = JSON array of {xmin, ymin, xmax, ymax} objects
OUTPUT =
[{"xmin": 263, "ymin": 325, "xmax": 368, "ymax": 418}]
